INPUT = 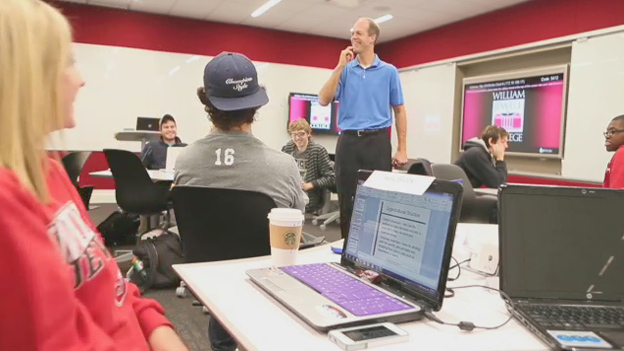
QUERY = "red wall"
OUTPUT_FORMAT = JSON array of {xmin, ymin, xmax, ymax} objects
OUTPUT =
[
  {"xmin": 378, "ymin": 0, "xmax": 624, "ymax": 68},
  {"xmin": 507, "ymin": 174, "xmax": 601, "ymax": 188},
  {"xmin": 52, "ymin": 2, "xmax": 347, "ymax": 70}
]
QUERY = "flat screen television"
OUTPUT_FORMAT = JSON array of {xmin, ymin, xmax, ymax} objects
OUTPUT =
[
  {"xmin": 288, "ymin": 93, "xmax": 341, "ymax": 135},
  {"xmin": 460, "ymin": 65, "xmax": 569, "ymax": 158}
]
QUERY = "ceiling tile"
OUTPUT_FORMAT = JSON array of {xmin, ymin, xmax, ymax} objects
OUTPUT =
[
  {"xmin": 205, "ymin": 0, "xmax": 259, "ymax": 24},
  {"xmin": 130, "ymin": 0, "xmax": 177, "ymax": 13},
  {"xmin": 240, "ymin": 1, "xmax": 314, "ymax": 27},
  {"xmin": 88, "ymin": 0, "xmax": 131, "ymax": 7},
  {"xmin": 169, "ymin": 0, "xmax": 222, "ymax": 19},
  {"xmin": 265, "ymin": 1, "xmax": 354, "ymax": 33},
  {"xmin": 60, "ymin": 0, "xmax": 535, "ymax": 42}
]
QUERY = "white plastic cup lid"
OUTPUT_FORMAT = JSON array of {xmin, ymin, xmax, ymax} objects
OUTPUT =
[{"xmin": 267, "ymin": 208, "xmax": 304, "ymax": 222}]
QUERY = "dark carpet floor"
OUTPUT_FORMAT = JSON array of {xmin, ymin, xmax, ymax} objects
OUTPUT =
[{"xmin": 89, "ymin": 203, "xmax": 341, "ymax": 351}]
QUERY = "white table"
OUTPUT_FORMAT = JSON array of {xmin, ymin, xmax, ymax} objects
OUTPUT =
[
  {"xmin": 114, "ymin": 130, "xmax": 161, "ymax": 149},
  {"xmin": 474, "ymin": 188, "xmax": 498, "ymax": 196},
  {"xmin": 89, "ymin": 169, "xmax": 174, "ymax": 182},
  {"xmin": 173, "ymin": 223, "xmax": 546, "ymax": 351}
]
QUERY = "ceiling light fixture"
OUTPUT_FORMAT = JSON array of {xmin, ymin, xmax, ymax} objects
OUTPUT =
[
  {"xmin": 251, "ymin": 0, "xmax": 282, "ymax": 18},
  {"xmin": 374, "ymin": 14, "xmax": 393, "ymax": 24}
]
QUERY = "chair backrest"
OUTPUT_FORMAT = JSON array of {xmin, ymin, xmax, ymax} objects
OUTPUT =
[
  {"xmin": 77, "ymin": 186, "xmax": 94, "ymax": 209},
  {"xmin": 61, "ymin": 151, "xmax": 92, "ymax": 186},
  {"xmin": 407, "ymin": 158, "xmax": 434, "ymax": 176},
  {"xmin": 431, "ymin": 163, "xmax": 476, "ymax": 199},
  {"xmin": 172, "ymin": 186, "xmax": 276, "ymax": 263},
  {"xmin": 103, "ymin": 149, "xmax": 170, "ymax": 215}
]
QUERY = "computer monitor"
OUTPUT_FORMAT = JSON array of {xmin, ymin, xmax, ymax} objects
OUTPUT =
[
  {"xmin": 460, "ymin": 65, "xmax": 569, "ymax": 158},
  {"xmin": 136, "ymin": 117, "xmax": 160, "ymax": 132},
  {"xmin": 288, "ymin": 93, "xmax": 340, "ymax": 135}
]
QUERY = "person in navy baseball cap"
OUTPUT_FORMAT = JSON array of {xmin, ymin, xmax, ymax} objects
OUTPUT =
[
  {"xmin": 178, "ymin": 50, "xmax": 306, "ymax": 351},
  {"xmin": 202, "ymin": 51, "xmax": 269, "ymax": 111}
]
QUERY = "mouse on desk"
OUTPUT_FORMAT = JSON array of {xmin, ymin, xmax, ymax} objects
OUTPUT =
[{"xmin": 331, "ymin": 245, "xmax": 343, "ymax": 254}]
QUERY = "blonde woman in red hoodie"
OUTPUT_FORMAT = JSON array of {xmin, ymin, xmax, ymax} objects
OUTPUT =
[{"xmin": 0, "ymin": 1, "xmax": 188, "ymax": 350}]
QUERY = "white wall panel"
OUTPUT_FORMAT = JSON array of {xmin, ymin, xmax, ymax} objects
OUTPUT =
[
  {"xmin": 562, "ymin": 32, "xmax": 624, "ymax": 181},
  {"xmin": 52, "ymin": 43, "xmax": 338, "ymax": 153}
]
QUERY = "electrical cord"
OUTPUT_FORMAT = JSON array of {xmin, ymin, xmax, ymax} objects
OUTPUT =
[
  {"xmin": 448, "ymin": 257, "xmax": 471, "ymax": 282},
  {"xmin": 425, "ymin": 284, "xmax": 516, "ymax": 331}
]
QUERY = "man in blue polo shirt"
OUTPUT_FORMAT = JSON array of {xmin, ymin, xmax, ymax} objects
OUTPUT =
[{"xmin": 319, "ymin": 17, "xmax": 408, "ymax": 238}]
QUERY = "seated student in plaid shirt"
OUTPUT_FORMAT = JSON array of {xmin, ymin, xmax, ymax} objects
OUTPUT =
[{"xmin": 282, "ymin": 119, "xmax": 336, "ymax": 214}]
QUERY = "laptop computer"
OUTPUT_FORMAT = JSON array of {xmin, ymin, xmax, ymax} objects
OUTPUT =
[
  {"xmin": 246, "ymin": 170, "xmax": 464, "ymax": 331},
  {"xmin": 136, "ymin": 117, "xmax": 160, "ymax": 131},
  {"xmin": 165, "ymin": 146, "xmax": 186, "ymax": 172},
  {"xmin": 499, "ymin": 184, "xmax": 624, "ymax": 350}
]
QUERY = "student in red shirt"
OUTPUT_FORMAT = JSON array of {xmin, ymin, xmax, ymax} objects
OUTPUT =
[
  {"xmin": 603, "ymin": 114, "xmax": 624, "ymax": 188},
  {"xmin": 0, "ymin": 1, "xmax": 188, "ymax": 350}
]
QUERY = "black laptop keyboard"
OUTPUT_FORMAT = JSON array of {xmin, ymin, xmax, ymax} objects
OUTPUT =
[{"xmin": 523, "ymin": 304, "xmax": 624, "ymax": 329}]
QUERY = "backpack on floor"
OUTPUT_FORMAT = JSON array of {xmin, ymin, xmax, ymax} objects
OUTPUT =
[
  {"xmin": 97, "ymin": 210, "xmax": 140, "ymax": 247},
  {"xmin": 129, "ymin": 232, "xmax": 184, "ymax": 292}
]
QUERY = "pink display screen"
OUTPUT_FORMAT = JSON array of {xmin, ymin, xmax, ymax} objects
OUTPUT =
[
  {"xmin": 461, "ymin": 72, "xmax": 566, "ymax": 157},
  {"xmin": 288, "ymin": 93, "xmax": 341, "ymax": 135}
]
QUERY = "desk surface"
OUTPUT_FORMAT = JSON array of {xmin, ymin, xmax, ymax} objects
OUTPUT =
[
  {"xmin": 173, "ymin": 224, "xmax": 546, "ymax": 351},
  {"xmin": 89, "ymin": 169, "xmax": 174, "ymax": 182}
]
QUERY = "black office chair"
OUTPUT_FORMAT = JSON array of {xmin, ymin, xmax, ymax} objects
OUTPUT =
[
  {"xmin": 103, "ymin": 148, "xmax": 173, "ymax": 253},
  {"xmin": 431, "ymin": 163, "xmax": 497, "ymax": 223},
  {"xmin": 407, "ymin": 158, "xmax": 434, "ymax": 176},
  {"xmin": 311, "ymin": 185, "xmax": 339, "ymax": 231},
  {"xmin": 104, "ymin": 149, "xmax": 172, "ymax": 216},
  {"xmin": 62, "ymin": 151, "xmax": 91, "ymax": 184},
  {"xmin": 61, "ymin": 151, "xmax": 94, "ymax": 209},
  {"xmin": 172, "ymin": 186, "xmax": 275, "ymax": 263},
  {"xmin": 76, "ymin": 186, "xmax": 94, "ymax": 209},
  {"xmin": 171, "ymin": 186, "xmax": 276, "ymax": 298}
]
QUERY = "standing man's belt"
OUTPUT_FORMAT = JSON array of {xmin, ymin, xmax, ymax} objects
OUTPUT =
[{"xmin": 341, "ymin": 128, "xmax": 389, "ymax": 137}]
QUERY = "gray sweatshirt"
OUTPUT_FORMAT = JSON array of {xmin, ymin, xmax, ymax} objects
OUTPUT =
[{"xmin": 174, "ymin": 130, "xmax": 306, "ymax": 211}]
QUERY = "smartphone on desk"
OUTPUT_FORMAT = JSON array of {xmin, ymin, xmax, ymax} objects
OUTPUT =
[{"xmin": 328, "ymin": 322, "xmax": 409, "ymax": 350}]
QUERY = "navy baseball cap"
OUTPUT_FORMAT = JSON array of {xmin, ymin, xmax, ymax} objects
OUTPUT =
[{"xmin": 203, "ymin": 52, "xmax": 269, "ymax": 111}]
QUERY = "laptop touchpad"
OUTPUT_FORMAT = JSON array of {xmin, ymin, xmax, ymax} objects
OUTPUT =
[{"xmin": 268, "ymin": 275, "xmax": 307, "ymax": 291}]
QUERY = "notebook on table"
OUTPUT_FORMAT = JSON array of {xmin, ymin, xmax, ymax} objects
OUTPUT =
[
  {"xmin": 246, "ymin": 170, "xmax": 464, "ymax": 331},
  {"xmin": 499, "ymin": 184, "xmax": 624, "ymax": 350},
  {"xmin": 165, "ymin": 146, "xmax": 186, "ymax": 172}
]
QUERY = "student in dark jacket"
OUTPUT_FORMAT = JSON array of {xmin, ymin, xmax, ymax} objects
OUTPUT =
[
  {"xmin": 455, "ymin": 125, "xmax": 509, "ymax": 189},
  {"xmin": 140, "ymin": 114, "xmax": 187, "ymax": 169},
  {"xmin": 282, "ymin": 119, "xmax": 335, "ymax": 213}
]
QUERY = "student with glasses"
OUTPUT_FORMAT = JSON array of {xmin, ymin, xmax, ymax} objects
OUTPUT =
[
  {"xmin": 282, "ymin": 119, "xmax": 336, "ymax": 214},
  {"xmin": 603, "ymin": 114, "xmax": 624, "ymax": 188}
]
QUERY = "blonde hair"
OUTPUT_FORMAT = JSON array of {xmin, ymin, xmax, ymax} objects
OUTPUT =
[
  {"xmin": 288, "ymin": 119, "xmax": 312, "ymax": 135},
  {"xmin": 0, "ymin": 0, "xmax": 72, "ymax": 202}
]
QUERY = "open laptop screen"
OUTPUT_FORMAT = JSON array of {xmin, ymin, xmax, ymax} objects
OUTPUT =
[
  {"xmin": 499, "ymin": 185, "xmax": 624, "ymax": 302},
  {"xmin": 343, "ymin": 173, "xmax": 458, "ymax": 307}
]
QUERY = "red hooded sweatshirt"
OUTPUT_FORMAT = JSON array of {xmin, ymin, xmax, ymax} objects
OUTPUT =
[{"xmin": 0, "ymin": 159, "xmax": 172, "ymax": 351}]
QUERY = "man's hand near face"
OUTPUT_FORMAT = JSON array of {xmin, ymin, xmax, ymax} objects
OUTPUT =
[{"xmin": 490, "ymin": 140, "xmax": 506, "ymax": 161}]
